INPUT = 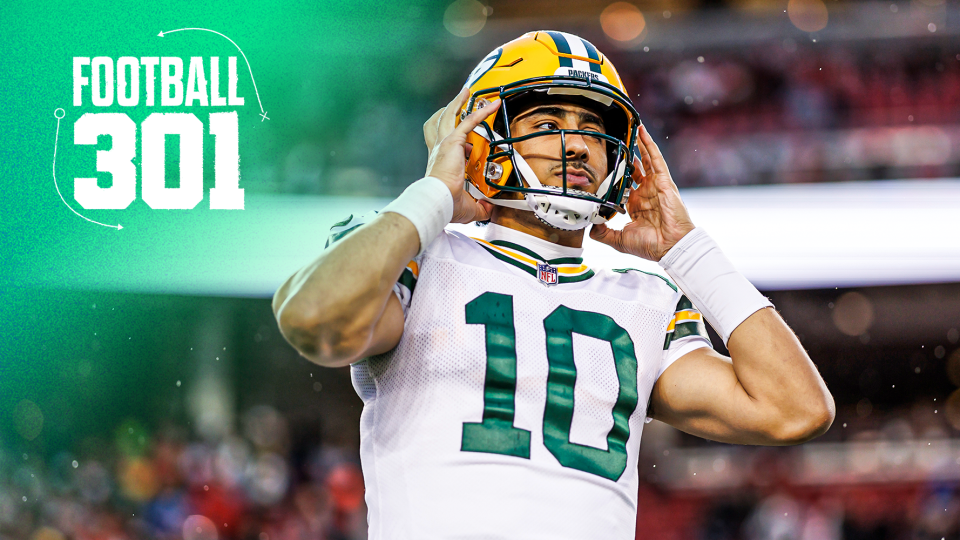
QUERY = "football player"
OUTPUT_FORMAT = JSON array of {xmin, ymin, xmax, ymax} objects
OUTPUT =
[{"xmin": 273, "ymin": 31, "xmax": 834, "ymax": 539}]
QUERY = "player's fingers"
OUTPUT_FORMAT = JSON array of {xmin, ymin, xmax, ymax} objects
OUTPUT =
[
  {"xmin": 472, "ymin": 198, "xmax": 494, "ymax": 222},
  {"xmin": 626, "ymin": 184, "xmax": 646, "ymax": 216},
  {"xmin": 454, "ymin": 98, "xmax": 501, "ymax": 138},
  {"xmin": 452, "ymin": 193, "xmax": 493, "ymax": 224},
  {"xmin": 637, "ymin": 124, "xmax": 669, "ymax": 176},
  {"xmin": 632, "ymin": 144, "xmax": 658, "ymax": 196},
  {"xmin": 635, "ymin": 134, "xmax": 654, "ymax": 176},
  {"xmin": 588, "ymin": 223, "xmax": 623, "ymax": 251},
  {"xmin": 423, "ymin": 107, "xmax": 444, "ymax": 149},
  {"xmin": 634, "ymin": 140, "xmax": 654, "ymax": 177},
  {"xmin": 434, "ymin": 99, "xmax": 498, "ymax": 165},
  {"xmin": 437, "ymin": 87, "xmax": 470, "ymax": 137}
]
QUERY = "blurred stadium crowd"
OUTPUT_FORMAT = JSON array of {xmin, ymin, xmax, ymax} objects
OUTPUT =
[
  {"xmin": 1, "ymin": 406, "xmax": 366, "ymax": 540},
  {"xmin": 5, "ymin": 390, "xmax": 960, "ymax": 539},
  {"xmin": 260, "ymin": 19, "xmax": 960, "ymax": 197},
  {"xmin": 623, "ymin": 39, "xmax": 960, "ymax": 187}
]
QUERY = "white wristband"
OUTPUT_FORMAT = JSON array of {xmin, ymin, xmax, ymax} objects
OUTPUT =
[
  {"xmin": 381, "ymin": 177, "xmax": 454, "ymax": 256},
  {"xmin": 658, "ymin": 228, "xmax": 772, "ymax": 345}
]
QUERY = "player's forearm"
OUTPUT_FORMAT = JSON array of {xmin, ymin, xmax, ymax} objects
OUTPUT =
[
  {"xmin": 725, "ymin": 309, "xmax": 835, "ymax": 443},
  {"xmin": 273, "ymin": 213, "xmax": 419, "ymax": 364},
  {"xmin": 658, "ymin": 228, "xmax": 834, "ymax": 443}
]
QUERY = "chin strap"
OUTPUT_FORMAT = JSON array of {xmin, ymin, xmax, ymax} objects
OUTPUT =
[
  {"xmin": 466, "ymin": 181, "xmax": 529, "ymax": 210},
  {"xmin": 512, "ymin": 153, "xmax": 601, "ymax": 230}
]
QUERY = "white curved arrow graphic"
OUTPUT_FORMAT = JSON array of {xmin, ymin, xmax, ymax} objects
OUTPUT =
[
  {"xmin": 51, "ymin": 108, "xmax": 122, "ymax": 230},
  {"xmin": 158, "ymin": 27, "xmax": 269, "ymax": 121}
]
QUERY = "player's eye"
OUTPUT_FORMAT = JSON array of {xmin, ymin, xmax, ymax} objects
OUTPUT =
[{"xmin": 536, "ymin": 121, "xmax": 558, "ymax": 130}]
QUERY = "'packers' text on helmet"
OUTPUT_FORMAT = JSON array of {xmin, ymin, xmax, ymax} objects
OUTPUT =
[{"xmin": 457, "ymin": 31, "xmax": 641, "ymax": 230}]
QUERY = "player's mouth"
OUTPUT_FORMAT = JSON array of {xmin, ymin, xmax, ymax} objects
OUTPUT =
[{"xmin": 555, "ymin": 168, "xmax": 594, "ymax": 189}]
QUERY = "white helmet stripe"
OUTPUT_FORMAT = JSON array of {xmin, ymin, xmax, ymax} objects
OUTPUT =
[{"xmin": 559, "ymin": 32, "xmax": 595, "ymax": 74}]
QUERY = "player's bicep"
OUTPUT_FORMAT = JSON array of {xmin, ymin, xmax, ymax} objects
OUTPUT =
[
  {"xmin": 650, "ymin": 347, "xmax": 779, "ymax": 445},
  {"xmin": 357, "ymin": 260, "xmax": 417, "ymax": 359},
  {"xmin": 359, "ymin": 291, "xmax": 406, "ymax": 358}
]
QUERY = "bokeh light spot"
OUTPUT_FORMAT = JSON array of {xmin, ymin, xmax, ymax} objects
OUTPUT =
[
  {"xmin": 601, "ymin": 3, "xmax": 646, "ymax": 42},
  {"xmin": 946, "ymin": 348, "xmax": 960, "ymax": 387},
  {"xmin": 115, "ymin": 419, "xmax": 150, "ymax": 457},
  {"xmin": 183, "ymin": 515, "xmax": 218, "ymax": 540},
  {"xmin": 14, "ymin": 400, "xmax": 43, "ymax": 441},
  {"xmin": 444, "ymin": 0, "xmax": 487, "ymax": 38},
  {"xmin": 119, "ymin": 457, "xmax": 159, "ymax": 501},
  {"xmin": 327, "ymin": 462, "xmax": 365, "ymax": 511},
  {"xmin": 787, "ymin": 0, "xmax": 828, "ymax": 32},
  {"xmin": 945, "ymin": 389, "xmax": 960, "ymax": 430},
  {"xmin": 30, "ymin": 527, "xmax": 65, "ymax": 540},
  {"xmin": 832, "ymin": 292, "xmax": 874, "ymax": 337}
]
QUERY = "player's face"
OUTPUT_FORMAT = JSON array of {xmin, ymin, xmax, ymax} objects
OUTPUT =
[{"xmin": 508, "ymin": 103, "xmax": 608, "ymax": 194}]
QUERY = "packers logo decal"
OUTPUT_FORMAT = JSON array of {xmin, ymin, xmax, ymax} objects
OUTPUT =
[
  {"xmin": 553, "ymin": 67, "xmax": 609, "ymax": 84},
  {"xmin": 465, "ymin": 47, "xmax": 502, "ymax": 88}
]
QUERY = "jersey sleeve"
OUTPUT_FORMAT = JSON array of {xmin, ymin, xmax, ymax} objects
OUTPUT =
[
  {"xmin": 657, "ymin": 294, "xmax": 713, "ymax": 380},
  {"xmin": 325, "ymin": 212, "xmax": 420, "ymax": 316}
]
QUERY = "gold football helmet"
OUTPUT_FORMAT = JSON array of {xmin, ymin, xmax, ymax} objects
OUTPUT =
[{"xmin": 457, "ymin": 31, "xmax": 640, "ymax": 230}]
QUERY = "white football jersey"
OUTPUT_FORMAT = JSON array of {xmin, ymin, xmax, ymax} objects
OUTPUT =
[{"xmin": 329, "ymin": 216, "xmax": 712, "ymax": 540}]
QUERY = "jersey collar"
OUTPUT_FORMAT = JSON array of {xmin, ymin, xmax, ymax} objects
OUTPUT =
[
  {"xmin": 472, "ymin": 223, "xmax": 594, "ymax": 283},
  {"xmin": 482, "ymin": 223, "xmax": 584, "ymax": 260}
]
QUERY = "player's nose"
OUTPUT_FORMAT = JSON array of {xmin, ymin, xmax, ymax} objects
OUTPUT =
[{"xmin": 563, "ymin": 131, "xmax": 591, "ymax": 163}]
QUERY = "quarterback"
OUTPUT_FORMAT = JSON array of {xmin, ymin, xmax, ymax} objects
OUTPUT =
[{"xmin": 274, "ymin": 31, "xmax": 834, "ymax": 539}]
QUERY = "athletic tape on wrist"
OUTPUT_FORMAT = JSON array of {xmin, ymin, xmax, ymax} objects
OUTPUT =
[
  {"xmin": 381, "ymin": 177, "xmax": 454, "ymax": 256},
  {"xmin": 658, "ymin": 228, "xmax": 773, "ymax": 345}
]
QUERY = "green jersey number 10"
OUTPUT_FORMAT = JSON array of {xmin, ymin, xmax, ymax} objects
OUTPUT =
[{"xmin": 461, "ymin": 291, "xmax": 640, "ymax": 482}]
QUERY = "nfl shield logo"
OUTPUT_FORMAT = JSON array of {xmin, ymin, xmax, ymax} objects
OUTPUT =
[{"xmin": 537, "ymin": 263, "xmax": 558, "ymax": 286}]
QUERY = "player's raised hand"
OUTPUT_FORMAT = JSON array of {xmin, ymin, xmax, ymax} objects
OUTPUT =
[
  {"xmin": 424, "ymin": 88, "xmax": 500, "ymax": 224},
  {"xmin": 589, "ymin": 124, "xmax": 695, "ymax": 261}
]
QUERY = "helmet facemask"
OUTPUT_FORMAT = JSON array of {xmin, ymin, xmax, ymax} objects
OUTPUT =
[{"xmin": 464, "ymin": 76, "xmax": 639, "ymax": 231}]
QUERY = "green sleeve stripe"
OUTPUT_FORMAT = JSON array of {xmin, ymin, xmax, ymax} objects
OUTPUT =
[
  {"xmin": 612, "ymin": 268, "xmax": 678, "ymax": 291},
  {"xmin": 331, "ymin": 214, "xmax": 354, "ymax": 229},
  {"xmin": 663, "ymin": 320, "xmax": 709, "ymax": 350},
  {"xmin": 674, "ymin": 320, "xmax": 708, "ymax": 340},
  {"xmin": 398, "ymin": 267, "xmax": 417, "ymax": 293},
  {"xmin": 325, "ymin": 223, "xmax": 363, "ymax": 248},
  {"xmin": 675, "ymin": 295, "xmax": 694, "ymax": 311}
]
